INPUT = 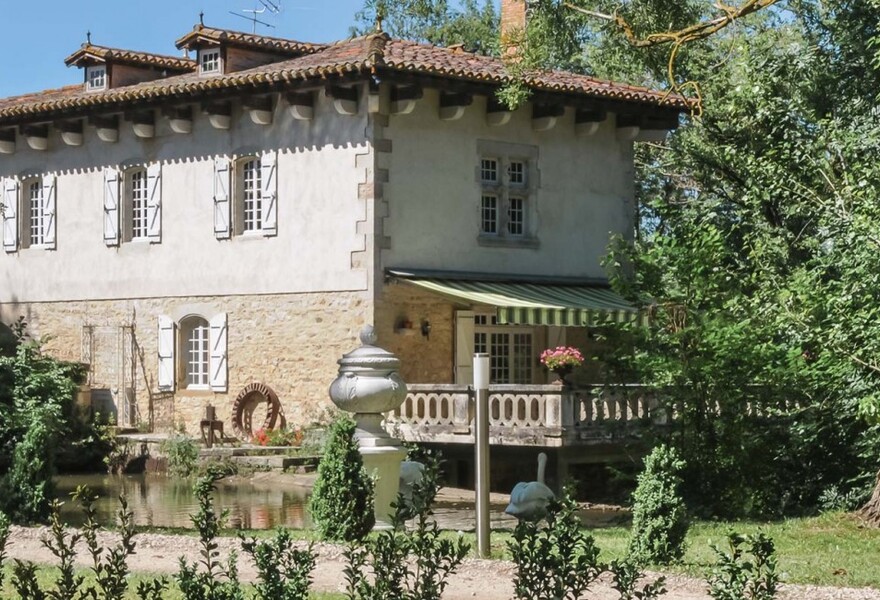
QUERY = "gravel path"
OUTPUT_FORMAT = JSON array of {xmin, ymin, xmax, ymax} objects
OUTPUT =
[{"xmin": 6, "ymin": 525, "xmax": 879, "ymax": 600}]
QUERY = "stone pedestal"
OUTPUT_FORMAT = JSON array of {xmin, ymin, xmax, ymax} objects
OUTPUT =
[{"xmin": 329, "ymin": 326, "xmax": 408, "ymax": 530}]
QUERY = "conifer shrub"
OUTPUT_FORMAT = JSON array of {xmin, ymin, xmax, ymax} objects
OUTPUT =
[
  {"xmin": 627, "ymin": 444, "xmax": 689, "ymax": 565},
  {"xmin": 309, "ymin": 414, "xmax": 375, "ymax": 541}
]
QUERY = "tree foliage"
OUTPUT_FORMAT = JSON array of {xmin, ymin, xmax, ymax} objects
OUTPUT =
[{"xmin": 352, "ymin": 0, "xmax": 499, "ymax": 54}]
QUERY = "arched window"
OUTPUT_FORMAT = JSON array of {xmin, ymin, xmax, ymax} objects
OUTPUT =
[
  {"xmin": 157, "ymin": 312, "xmax": 227, "ymax": 393},
  {"xmin": 180, "ymin": 316, "xmax": 210, "ymax": 389}
]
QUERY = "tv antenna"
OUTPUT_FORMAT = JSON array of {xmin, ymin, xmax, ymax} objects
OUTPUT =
[{"xmin": 229, "ymin": 0, "xmax": 282, "ymax": 33}]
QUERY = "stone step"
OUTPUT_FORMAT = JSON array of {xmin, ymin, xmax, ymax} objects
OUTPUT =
[{"xmin": 229, "ymin": 455, "xmax": 319, "ymax": 472}]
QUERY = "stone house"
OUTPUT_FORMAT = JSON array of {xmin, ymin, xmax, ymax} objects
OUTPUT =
[{"xmin": 0, "ymin": 1, "xmax": 687, "ymax": 466}]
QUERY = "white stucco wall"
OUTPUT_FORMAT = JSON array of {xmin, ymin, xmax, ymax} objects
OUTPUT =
[
  {"xmin": 382, "ymin": 90, "xmax": 636, "ymax": 280},
  {"xmin": 0, "ymin": 90, "xmax": 371, "ymax": 303}
]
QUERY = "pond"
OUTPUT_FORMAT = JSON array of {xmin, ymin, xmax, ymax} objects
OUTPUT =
[
  {"xmin": 54, "ymin": 473, "xmax": 311, "ymax": 530},
  {"xmin": 53, "ymin": 474, "xmax": 627, "ymax": 531}
]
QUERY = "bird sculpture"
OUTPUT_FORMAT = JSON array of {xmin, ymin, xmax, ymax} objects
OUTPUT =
[
  {"xmin": 504, "ymin": 452, "xmax": 555, "ymax": 522},
  {"xmin": 399, "ymin": 460, "xmax": 426, "ymax": 509}
]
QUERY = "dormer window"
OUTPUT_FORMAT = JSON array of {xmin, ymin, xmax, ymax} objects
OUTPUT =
[
  {"xmin": 199, "ymin": 49, "xmax": 221, "ymax": 75},
  {"xmin": 87, "ymin": 66, "xmax": 106, "ymax": 91}
]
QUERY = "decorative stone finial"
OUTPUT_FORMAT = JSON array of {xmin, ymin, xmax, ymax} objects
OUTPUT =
[
  {"xmin": 375, "ymin": 13, "xmax": 384, "ymax": 33},
  {"xmin": 360, "ymin": 325, "xmax": 378, "ymax": 346}
]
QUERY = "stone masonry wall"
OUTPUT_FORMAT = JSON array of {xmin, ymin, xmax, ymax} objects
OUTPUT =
[
  {"xmin": 374, "ymin": 282, "xmax": 455, "ymax": 384},
  {"xmin": 0, "ymin": 291, "xmax": 370, "ymax": 435}
]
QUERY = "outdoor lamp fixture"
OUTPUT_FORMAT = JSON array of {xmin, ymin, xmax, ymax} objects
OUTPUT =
[{"xmin": 421, "ymin": 320, "xmax": 432, "ymax": 339}]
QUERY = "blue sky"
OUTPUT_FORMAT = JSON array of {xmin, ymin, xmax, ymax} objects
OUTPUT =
[{"xmin": 0, "ymin": 0, "xmax": 437, "ymax": 98}]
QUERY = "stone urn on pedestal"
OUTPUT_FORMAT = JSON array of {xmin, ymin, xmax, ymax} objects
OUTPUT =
[{"xmin": 329, "ymin": 325, "xmax": 408, "ymax": 529}]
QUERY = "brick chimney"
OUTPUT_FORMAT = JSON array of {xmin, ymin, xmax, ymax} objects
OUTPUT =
[{"xmin": 500, "ymin": 0, "xmax": 527, "ymax": 51}]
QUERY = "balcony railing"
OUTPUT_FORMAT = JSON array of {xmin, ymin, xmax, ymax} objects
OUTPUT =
[{"xmin": 386, "ymin": 384, "xmax": 661, "ymax": 447}]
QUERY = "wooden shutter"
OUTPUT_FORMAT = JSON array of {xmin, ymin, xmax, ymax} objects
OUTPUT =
[
  {"xmin": 103, "ymin": 167, "xmax": 120, "ymax": 246},
  {"xmin": 157, "ymin": 315, "xmax": 176, "ymax": 391},
  {"xmin": 213, "ymin": 157, "xmax": 231, "ymax": 239},
  {"xmin": 41, "ymin": 174, "xmax": 56, "ymax": 249},
  {"xmin": 454, "ymin": 310, "xmax": 476, "ymax": 385},
  {"xmin": 209, "ymin": 312, "xmax": 228, "ymax": 392},
  {"xmin": 146, "ymin": 163, "xmax": 162, "ymax": 242},
  {"xmin": 260, "ymin": 152, "xmax": 277, "ymax": 236},
  {"xmin": 2, "ymin": 178, "xmax": 18, "ymax": 252}
]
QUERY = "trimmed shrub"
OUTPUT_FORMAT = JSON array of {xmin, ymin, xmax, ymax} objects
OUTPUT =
[
  {"xmin": 627, "ymin": 444, "xmax": 689, "ymax": 565},
  {"xmin": 309, "ymin": 414, "xmax": 375, "ymax": 541}
]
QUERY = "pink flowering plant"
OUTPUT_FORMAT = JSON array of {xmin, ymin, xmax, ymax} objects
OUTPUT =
[{"xmin": 539, "ymin": 346, "xmax": 585, "ymax": 371}]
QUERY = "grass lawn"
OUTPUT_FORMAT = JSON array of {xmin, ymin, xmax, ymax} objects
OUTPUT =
[{"xmin": 464, "ymin": 511, "xmax": 880, "ymax": 589}]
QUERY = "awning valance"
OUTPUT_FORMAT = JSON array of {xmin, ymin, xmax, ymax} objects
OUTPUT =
[{"xmin": 388, "ymin": 269, "xmax": 644, "ymax": 327}]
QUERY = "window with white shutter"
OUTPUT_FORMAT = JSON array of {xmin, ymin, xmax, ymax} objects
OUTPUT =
[
  {"xmin": 157, "ymin": 315, "xmax": 176, "ymax": 391},
  {"xmin": 213, "ymin": 157, "xmax": 231, "ymax": 239},
  {"xmin": 209, "ymin": 313, "xmax": 228, "ymax": 392},
  {"xmin": 259, "ymin": 152, "xmax": 277, "ymax": 236},
  {"xmin": 145, "ymin": 164, "xmax": 162, "ymax": 242},
  {"xmin": 2, "ymin": 178, "xmax": 19, "ymax": 252},
  {"xmin": 41, "ymin": 174, "xmax": 56, "ymax": 249},
  {"xmin": 103, "ymin": 167, "xmax": 120, "ymax": 246}
]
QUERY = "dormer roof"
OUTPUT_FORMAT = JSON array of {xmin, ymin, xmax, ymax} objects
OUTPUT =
[
  {"xmin": 175, "ymin": 24, "xmax": 324, "ymax": 58},
  {"xmin": 64, "ymin": 44, "xmax": 196, "ymax": 73}
]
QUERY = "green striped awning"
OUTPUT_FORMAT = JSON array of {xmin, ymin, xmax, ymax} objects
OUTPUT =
[{"xmin": 390, "ymin": 270, "xmax": 644, "ymax": 327}]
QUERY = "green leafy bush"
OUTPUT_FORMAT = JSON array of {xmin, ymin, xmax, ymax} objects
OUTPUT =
[
  {"xmin": 0, "ymin": 332, "xmax": 79, "ymax": 522},
  {"xmin": 176, "ymin": 471, "xmax": 245, "ymax": 600},
  {"xmin": 241, "ymin": 529, "xmax": 316, "ymax": 600},
  {"xmin": 627, "ymin": 444, "xmax": 689, "ymax": 565},
  {"xmin": 161, "ymin": 434, "xmax": 200, "ymax": 478},
  {"xmin": 508, "ymin": 486, "xmax": 602, "ymax": 600},
  {"xmin": 343, "ymin": 451, "xmax": 469, "ymax": 600},
  {"xmin": 707, "ymin": 532, "xmax": 779, "ymax": 600},
  {"xmin": 309, "ymin": 415, "xmax": 375, "ymax": 541}
]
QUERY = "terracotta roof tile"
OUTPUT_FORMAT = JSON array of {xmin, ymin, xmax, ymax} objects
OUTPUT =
[
  {"xmin": 175, "ymin": 24, "xmax": 324, "ymax": 56},
  {"xmin": 380, "ymin": 38, "xmax": 687, "ymax": 108},
  {"xmin": 64, "ymin": 44, "xmax": 196, "ymax": 72},
  {"xmin": 0, "ymin": 32, "xmax": 689, "ymax": 125}
]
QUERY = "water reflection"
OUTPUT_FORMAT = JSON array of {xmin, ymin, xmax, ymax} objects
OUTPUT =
[{"xmin": 54, "ymin": 474, "xmax": 312, "ymax": 530}]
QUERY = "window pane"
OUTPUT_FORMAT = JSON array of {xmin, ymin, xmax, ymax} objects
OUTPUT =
[
  {"xmin": 490, "ymin": 333, "xmax": 510, "ymax": 383},
  {"xmin": 481, "ymin": 195, "xmax": 497, "ymax": 235},
  {"xmin": 200, "ymin": 50, "xmax": 220, "ymax": 74},
  {"xmin": 509, "ymin": 160, "xmax": 526, "ymax": 185},
  {"xmin": 480, "ymin": 158, "xmax": 498, "ymax": 183},
  {"xmin": 512, "ymin": 333, "xmax": 533, "ymax": 384},
  {"xmin": 508, "ymin": 197, "xmax": 525, "ymax": 236},
  {"xmin": 242, "ymin": 159, "xmax": 262, "ymax": 232},
  {"xmin": 29, "ymin": 181, "xmax": 43, "ymax": 246},
  {"xmin": 187, "ymin": 319, "xmax": 210, "ymax": 387},
  {"xmin": 130, "ymin": 170, "xmax": 148, "ymax": 239},
  {"xmin": 88, "ymin": 67, "xmax": 106, "ymax": 90},
  {"xmin": 474, "ymin": 331, "xmax": 487, "ymax": 355}
]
